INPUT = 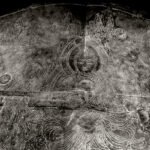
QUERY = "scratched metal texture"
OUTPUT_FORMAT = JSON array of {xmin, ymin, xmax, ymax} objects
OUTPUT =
[{"xmin": 0, "ymin": 4, "xmax": 150, "ymax": 150}]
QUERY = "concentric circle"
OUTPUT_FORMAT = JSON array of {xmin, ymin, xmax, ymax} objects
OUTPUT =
[{"xmin": 61, "ymin": 37, "xmax": 101, "ymax": 76}]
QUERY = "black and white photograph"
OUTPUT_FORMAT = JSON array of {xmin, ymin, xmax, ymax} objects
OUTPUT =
[{"xmin": 0, "ymin": 0, "xmax": 150, "ymax": 149}]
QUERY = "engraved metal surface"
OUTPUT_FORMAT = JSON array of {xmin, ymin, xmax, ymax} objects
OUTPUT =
[{"xmin": 0, "ymin": 3, "xmax": 150, "ymax": 150}]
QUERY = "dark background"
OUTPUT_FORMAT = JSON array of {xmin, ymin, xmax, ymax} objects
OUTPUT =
[{"xmin": 0, "ymin": 0, "xmax": 150, "ymax": 17}]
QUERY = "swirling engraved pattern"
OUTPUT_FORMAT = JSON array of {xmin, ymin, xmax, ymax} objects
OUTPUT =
[
  {"xmin": 63, "ymin": 110, "xmax": 147, "ymax": 150},
  {"xmin": 42, "ymin": 118, "xmax": 64, "ymax": 142},
  {"xmin": 0, "ymin": 4, "xmax": 150, "ymax": 150}
]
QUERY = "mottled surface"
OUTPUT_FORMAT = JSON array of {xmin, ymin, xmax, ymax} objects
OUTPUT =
[{"xmin": 0, "ymin": 4, "xmax": 150, "ymax": 150}]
